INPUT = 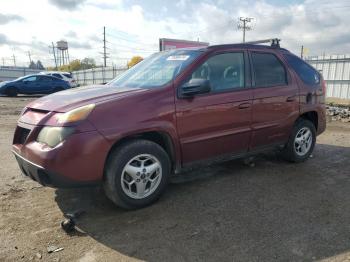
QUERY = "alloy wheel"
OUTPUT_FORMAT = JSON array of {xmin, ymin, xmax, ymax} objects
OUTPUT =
[
  {"xmin": 120, "ymin": 154, "xmax": 162, "ymax": 199},
  {"xmin": 294, "ymin": 127, "xmax": 313, "ymax": 156}
]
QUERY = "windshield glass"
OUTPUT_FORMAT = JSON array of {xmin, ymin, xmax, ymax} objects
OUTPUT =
[{"xmin": 108, "ymin": 49, "xmax": 202, "ymax": 88}]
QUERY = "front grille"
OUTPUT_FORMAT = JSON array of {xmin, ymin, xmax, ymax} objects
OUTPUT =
[{"xmin": 16, "ymin": 127, "xmax": 31, "ymax": 144}]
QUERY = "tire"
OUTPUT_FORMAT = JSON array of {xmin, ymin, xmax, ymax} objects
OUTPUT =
[
  {"xmin": 6, "ymin": 87, "xmax": 17, "ymax": 97},
  {"xmin": 282, "ymin": 119, "xmax": 316, "ymax": 163},
  {"xmin": 103, "ymin": 139, "xmax": 171, "ymax": 209}
]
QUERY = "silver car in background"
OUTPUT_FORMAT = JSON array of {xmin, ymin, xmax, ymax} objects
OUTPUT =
[{"xmin": 39, "ymin": 71, "xmax": 78, "ymax": 87}]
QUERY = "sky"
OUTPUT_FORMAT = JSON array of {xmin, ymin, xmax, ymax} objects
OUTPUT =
[{"xmin": 1, "ymin": 0, "xmax": 350, "ymax": 68}]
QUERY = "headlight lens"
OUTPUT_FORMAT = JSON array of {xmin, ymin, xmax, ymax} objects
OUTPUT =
[
  {"xmin": 57, "ymin": 104, "xmax": 95, "ymax": 124},
  {"xmin": 37, "ymin": 127, "xmax": 75, "ymax": 147}
]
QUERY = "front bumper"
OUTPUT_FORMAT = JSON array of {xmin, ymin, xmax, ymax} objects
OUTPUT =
[
  {"xmin": 13, "ymin": 150, "xmax": 98, "ymax": 187},
  {"xmin": 12, "ymin": 123, "xmax": 111, "ymax": 188}
]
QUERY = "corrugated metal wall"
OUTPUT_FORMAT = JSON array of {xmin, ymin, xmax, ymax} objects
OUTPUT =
[
  {"xmin": 72, "ymin": 67, "xmax": 127, "ymax": 86},
  {"xmin": 306, "ymin": 55, "xmax": 350, "ymax": 99}
]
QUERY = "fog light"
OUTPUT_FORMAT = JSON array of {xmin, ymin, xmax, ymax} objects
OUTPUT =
[{"xmin": 37, "ymin": 127, "xmax": 74, "ymax": 147}]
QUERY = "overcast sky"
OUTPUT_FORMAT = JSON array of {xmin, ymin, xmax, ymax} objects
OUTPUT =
[{"xmin": 1, "ymin": 0, "xmax": 350, "ymax": 68}]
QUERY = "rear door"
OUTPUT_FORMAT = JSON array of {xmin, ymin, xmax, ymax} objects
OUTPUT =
[
  {"xmin": 249, "ymin": 50, "xmax": 299, "ymax": 150},
  {"xmin": 37, "ymin": 76, "xmax": 54, "ymax": 93},
  {"xmin": 175, "ymin": 50, "xmax": 253, "ymax": 164}
]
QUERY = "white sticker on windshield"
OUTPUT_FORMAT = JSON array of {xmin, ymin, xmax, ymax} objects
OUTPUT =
[{"xmin": 166, "ymin": 55, "xmax": 190, "ymax": 61}]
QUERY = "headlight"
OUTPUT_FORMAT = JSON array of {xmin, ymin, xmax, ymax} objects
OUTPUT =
[
  {"xmin": 37, "ymin": 127, "xmax": 75, "ymax": 147},
  {"xmin": 57, "ymin": 104, "xmax": 95, "ymax": 124}
]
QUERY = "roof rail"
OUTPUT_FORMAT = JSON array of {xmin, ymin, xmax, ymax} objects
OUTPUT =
[{"xmin": 245, "ymin": 38, "xmax": 281, "ymax": 48}]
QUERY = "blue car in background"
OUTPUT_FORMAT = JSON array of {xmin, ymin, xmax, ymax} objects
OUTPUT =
[{"xmin": 0, "ymin": 74, "xmax": 71, "ymax": 97}]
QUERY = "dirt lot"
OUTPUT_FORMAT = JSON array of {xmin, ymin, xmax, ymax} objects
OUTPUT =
[{"xmin": 0, "ymin": 96, "xmax": 350, "ymax": 262}]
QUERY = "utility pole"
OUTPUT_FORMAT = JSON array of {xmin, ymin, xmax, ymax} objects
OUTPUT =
[
  {"xmin": 238, "ymin": 17, "xmax": 254, "ymax": 43},
  {"xmin": 51, "ymin": 42, "xmax": 58, "ymax": 69},
  {"xmin": 300, "ymin": 45, "xmax": 304, "ymax": 59},
  {"xmin": 27, "ymin": 51, "xmax": 32, "ymax": 64},
  {"xmin": 12, "ymin": 54, "xmax": 16, "ymax": 67},
  {"xmin": 1, "ymin": 58, "xmax": 4, "ymax": 67},
  {"xmin": 103, "ymin": 26, "xmax": 107, "ymax": 67}
]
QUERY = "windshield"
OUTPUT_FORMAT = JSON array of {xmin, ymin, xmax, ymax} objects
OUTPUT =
[{"xmin": 108, "ymin": 49, "xmax": 202, "ymax": 88}]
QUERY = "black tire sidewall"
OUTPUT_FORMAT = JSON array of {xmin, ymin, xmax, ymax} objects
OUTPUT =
[
  {"xmin": 53, "ymin": 87, "xmax": 63, "ymax": 93},
  {"xmin": 104, "ymin": 140, "xmax": 171, "ymax": 209},
  {"xmin": 6, "ymin": 87, "xmax": 17, "ymax": 97}
]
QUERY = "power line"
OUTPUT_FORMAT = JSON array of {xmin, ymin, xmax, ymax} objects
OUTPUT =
[
  {"xmin": 106, "ymin": 31, "xmax": 156, "ymax": 46},
  {"xmin": 108, "ymin": 43, "xmax": 157, "ymax": 53}
]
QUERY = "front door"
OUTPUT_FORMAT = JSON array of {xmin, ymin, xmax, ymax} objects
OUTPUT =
[
  {"xmin": 21, "ymin": 76, "xmax": 40, "ymax": 93},
  {"xmin": 175, "ymin": 51, "xmax": 253, "ymax": 165}
]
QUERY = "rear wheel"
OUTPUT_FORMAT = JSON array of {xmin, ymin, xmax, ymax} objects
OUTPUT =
[
  {"xmin": 6, "ymin": 87, "xmax": 17, "ymax": 97},
  {"xmin": 53, "ymin": 87, "xmax": 64, "ymax": 93},
  {"xmin": 103, "ymin": 140, "xmax": 171, "ymax": 209},
  {"xmin": 282, "ymin": 119, "xmax": 316, "ymax": 162}
]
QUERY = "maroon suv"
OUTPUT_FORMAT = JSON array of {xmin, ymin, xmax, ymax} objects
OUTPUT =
[{"xmin": 12, "ymin": 40, "xmax": 326, "ymax": 209}]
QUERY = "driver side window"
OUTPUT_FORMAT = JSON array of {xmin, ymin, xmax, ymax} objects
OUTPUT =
[
  {"xmin": 23, "ymin": 76, "xmax": 36, "ymax": 82},
  {"xmin": 190, "ymin": 52, "xmax": 245, "ymax": 92}
]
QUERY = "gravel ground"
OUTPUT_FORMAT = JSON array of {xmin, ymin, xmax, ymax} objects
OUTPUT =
[{"xmin": 0, "ymin": 95, "xmax": 350, "ymax": 262}]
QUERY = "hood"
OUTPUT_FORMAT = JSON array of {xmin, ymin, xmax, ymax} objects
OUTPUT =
[
  {"xmin": 0, "ymin": 81, "xmax": 10, "ymax": 88},
  {"xmin": 26, "ymin": 84, "xmax": 147, "ymax": 112}
]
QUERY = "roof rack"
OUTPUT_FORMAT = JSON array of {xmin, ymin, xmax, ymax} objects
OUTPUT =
[{"xmin": 245, "ymin": 38, "xmax": 281, "ymax": 48}]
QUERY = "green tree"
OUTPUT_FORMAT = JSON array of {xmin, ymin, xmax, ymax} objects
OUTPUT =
[
  {"xmin": 36, "ymin": 60, "xmax": 45, "ymax": 70},
  {"xmin": 81, "ymin": 58, "xmax": 96, "ymax": 70},
  {"xmin": 29, "ymin": 61, "xmax": 36, "ymax": 69},
  {"xmin": 47, "ymin": 57, "xmax": 96, "ymax": 72}
]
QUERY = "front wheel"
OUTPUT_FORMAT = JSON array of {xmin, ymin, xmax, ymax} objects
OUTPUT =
[
  {"xmin": 282, "ymin": 119, "xmax": 316, "ymax": 163},
  {"xmin": 6, "ymin": 87, "xmax": 18, "ymax": 97},
  {"xmin": 103, "ymin": 140, "xmax": 171, "ymax": 209}
]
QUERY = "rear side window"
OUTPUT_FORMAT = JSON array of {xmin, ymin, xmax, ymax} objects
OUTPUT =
[
  {"xmin": 251, "ymin": 52, "xmax": 287, "ymax": 87},
  {"xmin": 53, "ymin": 73, "xmax": 63, "ymax": 79},
  {"xmin": 44, "ymin": 76, "xmax": 53, "ymax": 81},
  {"xmin": 284, "ymin": 54, "xmax": 320, "ymax": 85},
  {"xmin": 63, "ymin": 73, "xmax": 72, "ymax": 78}
]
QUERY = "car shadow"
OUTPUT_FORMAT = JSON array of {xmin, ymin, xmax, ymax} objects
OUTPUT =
[{"xmin": 55, "ymin": 143, "xmax": 350, "ymax": 261}]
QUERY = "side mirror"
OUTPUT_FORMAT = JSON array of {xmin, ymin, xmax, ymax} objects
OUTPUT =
[{"xmin": 180, "ymin": 78, "xmax": 211, "ymax": 97}]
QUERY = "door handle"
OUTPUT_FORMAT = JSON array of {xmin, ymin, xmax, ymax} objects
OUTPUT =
[
  {"xmin": 238, "ymin": 102, "xmax": 251, "ymax": 109},
  {"xmin": 286, "ymin": 96, "xmax": 296, "ymax": 102}
]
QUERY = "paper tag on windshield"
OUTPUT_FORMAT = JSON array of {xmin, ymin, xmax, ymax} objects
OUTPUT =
[{"xmin": 166, "ymin": 55, "xmax": 190, "ymax": 61}]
